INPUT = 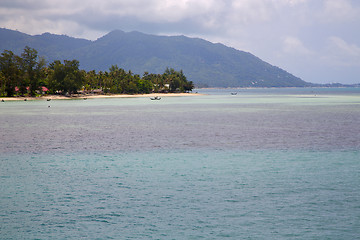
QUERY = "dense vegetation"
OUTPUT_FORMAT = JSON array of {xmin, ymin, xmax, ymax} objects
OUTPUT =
[{"xmin": 0, "ymin": 47, "xmax": 194, "ymax": 97}]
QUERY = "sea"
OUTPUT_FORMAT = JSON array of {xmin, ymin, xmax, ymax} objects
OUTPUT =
[{"xmin": 1, "ymin": 88, "xmax": 359, "ymax": 239}]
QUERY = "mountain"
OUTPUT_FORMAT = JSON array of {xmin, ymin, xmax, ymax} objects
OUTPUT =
[{"xmin": 0, "ymin": 28, "xmax": 311, "ymax": 87}]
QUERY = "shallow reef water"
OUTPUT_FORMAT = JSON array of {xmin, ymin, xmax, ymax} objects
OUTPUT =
[{"xmin": 1, "ymin": 88, "xmax": 359, "ymax": 239}]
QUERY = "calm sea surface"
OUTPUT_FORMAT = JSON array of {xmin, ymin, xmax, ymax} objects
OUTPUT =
[{"xmin": 1, "ymin": 88, "xmax": 360, "ymax": 239}]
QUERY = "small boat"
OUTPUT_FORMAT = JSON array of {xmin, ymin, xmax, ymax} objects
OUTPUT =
[
  {"xmin": 231, "ymin": 92, "xmax": 237, "ymax": 95},
  {"xmin": 47, "ymin": 99, "xmax": 51, "ymax": 101},
  {"xmin": 150, "ymin": 96, "xmax": 161, "ymax": 100},
  {"xmin": 1, "ymin": 99, "xmax": 4, "ymax": 102}
]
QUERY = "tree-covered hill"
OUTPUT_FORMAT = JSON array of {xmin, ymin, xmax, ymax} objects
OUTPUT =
[{"xmin": 0, "ymin": 28, "xmax": 312, "ymax": 87}]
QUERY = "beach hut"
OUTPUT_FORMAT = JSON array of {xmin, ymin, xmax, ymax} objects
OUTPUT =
[{"xmin": 41, "ymin": 86, "xmax": 49, "ymax": 94}]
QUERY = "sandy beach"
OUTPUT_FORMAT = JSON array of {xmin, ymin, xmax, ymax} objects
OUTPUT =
[{"xmin": 1, "ymin": 92, "xmax": 202, "ymax": 101}]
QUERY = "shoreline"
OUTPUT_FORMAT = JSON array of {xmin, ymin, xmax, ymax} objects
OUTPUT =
[{"xmin": 1, "ymin": 92, "xmax": 203, "ymax": 101}]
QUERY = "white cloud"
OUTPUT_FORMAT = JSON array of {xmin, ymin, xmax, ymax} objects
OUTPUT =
[
  {"xmin": 329, "ymin": 37, "xmax": 360, "ymax": 56},
  {"xmin": 322, "ymin": 36, "xmax": 360, "ymax": 66},
  {"xmin": 282, "ymin": 36, "xmax": 313, "ymax": 56},
  {"xmin": 320, "ymin": 0, "xmax": 360, "ymax": 23},
  {"xmin": 228, "ymin": 1, "xmax": 272, "ymax": 24}
]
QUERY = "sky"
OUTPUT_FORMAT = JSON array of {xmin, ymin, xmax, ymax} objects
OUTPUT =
[{"xmin": 1, "ymin": 0, "xmax": 359, "ymax": 84}]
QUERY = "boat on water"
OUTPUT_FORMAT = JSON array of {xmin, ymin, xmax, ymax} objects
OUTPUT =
[
  {"xmin": 231, "ymin": 92, "xmax": 237, "ymax": 95},
  {"xmin": 150, "ymin": 96, "xmax": 161, "ymax": 100}
]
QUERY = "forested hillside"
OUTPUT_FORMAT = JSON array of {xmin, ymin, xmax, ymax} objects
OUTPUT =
[{"xmin": 0, "ymin": 28, "xmax": 311, "ymax": 88}]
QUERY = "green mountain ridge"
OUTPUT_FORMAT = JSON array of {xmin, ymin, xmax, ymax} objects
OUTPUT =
[{"xmin": 0, "ymin": 28, "xmax": 311, "ymax": 87}]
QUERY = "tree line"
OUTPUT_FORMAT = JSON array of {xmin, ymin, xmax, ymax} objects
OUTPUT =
[{"xmin": 0, "ymin": 47, "xmax": 194, "ymax": 97}]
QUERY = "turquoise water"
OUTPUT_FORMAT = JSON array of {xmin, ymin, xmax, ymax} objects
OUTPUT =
[{"xmin": 1, "ymin": 88, "xmax": 360, "ymax": 239}]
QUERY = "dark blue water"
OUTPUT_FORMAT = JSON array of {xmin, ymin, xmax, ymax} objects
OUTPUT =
[{"xmin": 1, "ymin": 88, "xmax": 360, "ymax": 239}]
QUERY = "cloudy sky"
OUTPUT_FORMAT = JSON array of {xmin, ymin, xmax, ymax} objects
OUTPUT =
[{"xmin": 1, "ymin": 0, "xmax": 359, "ymax": 84}]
